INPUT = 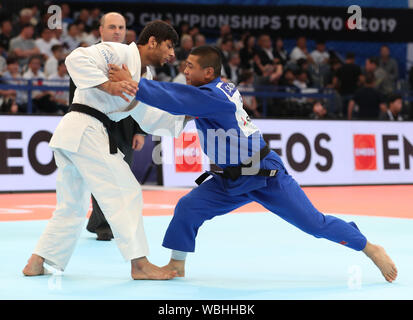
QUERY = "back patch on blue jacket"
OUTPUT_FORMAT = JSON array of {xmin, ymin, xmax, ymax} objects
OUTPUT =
[{"xmin": 218, "ymin": 82, "xmax": 236, "ymax": 97}]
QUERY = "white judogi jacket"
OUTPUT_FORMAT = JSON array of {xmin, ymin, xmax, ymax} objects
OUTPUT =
[
  {"xmin": 35, "ymin": 42, "xmax": 184, "ymax": 269},
  {"xmin": 50, "ymin": 41, "xmax": 185, "ymax": 152}
]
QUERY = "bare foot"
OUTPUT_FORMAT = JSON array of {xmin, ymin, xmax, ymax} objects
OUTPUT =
[
  {"xmin": 131, "ymin": 257, "xmax": 177, "ymax": 280},
  {"xmin": 161, "ymin": 259, "xmax": 185, "ymax": 277},
  {"xmin": 23, "ymin": 254, "xmax": 45, "ymax": 276},
  {"xmin": 363, "ymin": 242, "xmax": 398, "ymax": 283}
]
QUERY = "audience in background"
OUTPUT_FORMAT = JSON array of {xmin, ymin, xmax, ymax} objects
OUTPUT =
[
  {"xmin": 0, "ymin": 5, "xmax": 410, "ymax": 120},
  {"xmin": 379, "ymin": 93, "xmax": 404, "ymax": 121},
  {"xmin": 347, "ymin": 72, "xmax": 387, "ymax": 120}
]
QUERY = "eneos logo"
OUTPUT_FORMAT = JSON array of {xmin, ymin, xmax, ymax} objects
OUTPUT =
[
  {"xmin": 353, "ymin": 134, "xmax": 377, "ymax": 170},
  {"xmin": 174, "ymin": 132, "xmax": 203, "ymax": 173}
]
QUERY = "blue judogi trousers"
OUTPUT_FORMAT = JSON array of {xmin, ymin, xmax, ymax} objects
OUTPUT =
[{"xmin": 162, "ymin": 166, "xmax": 367, "ymax": 253}]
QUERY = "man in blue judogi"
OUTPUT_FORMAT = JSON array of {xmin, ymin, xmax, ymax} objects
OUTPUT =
[{"xmin": 112, "ymin": 45, "xmax": 397, "ymax": 283}]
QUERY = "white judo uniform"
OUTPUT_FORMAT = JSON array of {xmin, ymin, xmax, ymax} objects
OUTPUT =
[{"xmin": 33, "ymin": 41, "xmax": 186, "ymax": 271}]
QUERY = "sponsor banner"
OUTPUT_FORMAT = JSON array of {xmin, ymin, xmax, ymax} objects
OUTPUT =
[
  {"xmin": 65, "ymin": 2, "xmax": 413, "ymax": 42},
  {"xmin": 161, "ymin": 121, "xmax": 210, "ymax": 187},
  {"xmin": 161, "ymin": 119, "xmax": 413, "ymax": 187},
  {"xmin": 0, "ymin": 115, "xmax": 61, "ymax": 192}
]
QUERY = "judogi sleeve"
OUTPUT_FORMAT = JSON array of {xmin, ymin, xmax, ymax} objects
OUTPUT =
[
  {"xmin": 130, "ymin": 101, "xmax": 186, "ymax": 138},
  {"xmin": 136, "ymin": 78, "xmax": 235, "ymax": 118},
  {"xmin": 65, "ymin": 45, "xmax": 110, "ymax": 89}
]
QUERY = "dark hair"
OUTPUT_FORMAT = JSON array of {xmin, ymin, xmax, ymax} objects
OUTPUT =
[
  {"xmin": 51, "ymin": 44, "xmax": 63, "ymax": 53},
  {"xmin": 28, "ymin": 55, "xmax": 42, "ymax": 64},
  {"xmin": 58, "ymin": 59, "xmax": 66, "ymax": 67},
  {"xmin": 189, "ymin": 45, "xmax": 222, "ymax": 78},
  {"xmin": 6, "ymin": 57, "xmax": 18, "ymax": 65},
  {"xmin": 368, "ymin": 56, "xmax": 379, "ymax": 66},
  {"xmin": 387, "ymin": 93, "xmax": 402, "ymax": 104},
  {"xmin": 137, "ymin": 20, "xmax": 179, "ymax": 47},
  {"xmin": 346, "ymin": 52, "xmax": 355, "ymax": 60},
  {"xmin": 21, "ymin": 23, "xmax": 34, "ymax": 30}
]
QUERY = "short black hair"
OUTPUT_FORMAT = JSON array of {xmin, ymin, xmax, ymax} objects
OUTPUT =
[
  {"xmin": 368, "ymin": 56, "xmax": 379, "ymax": 66},
  {"xmin": 387, "ymin": 93, "xmax": 402, "ymax": 104},
  {"xmin": 51, "ymin": 44, "xmax": 63, "ymax": 53},
  {"xmin": 137, "ymin": 20, "xmax": 179, "ymax": 47},
  {"xmin": 346, "ymin": 52, "xmax": 355, "ymax": 60},
  {"xmin": 189, "ymin": 45, "xmax": 222, "ymax": 78},
  {"xmin": 58, "ymin": 59, "xmax": 66, "ymax": 67}
]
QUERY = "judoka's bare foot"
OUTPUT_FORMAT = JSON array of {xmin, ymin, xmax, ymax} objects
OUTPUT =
[
  {"xmin": 363, "ymin": 242, "xmax": 398, "ymax": 283},
  {"xmin": 161, "ymin": 259, "xmax": 185, "ymax": 277},
  {"xmin": 23, "ymin": 254, "xmax": 45, "ymax": 276},
  {"xmin": 131, "ymin": 257, "xmax": 177, "ymax": 280}
]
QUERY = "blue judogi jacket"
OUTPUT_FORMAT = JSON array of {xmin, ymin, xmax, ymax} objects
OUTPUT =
[{"xmin": 136, "ymin": 77, "xmax": 286, "ymax": 195}]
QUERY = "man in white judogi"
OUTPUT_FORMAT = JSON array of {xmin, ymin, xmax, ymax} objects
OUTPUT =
[{"xmin": 23, "ymin": 20, "xmax": 185, "ymax": 280}]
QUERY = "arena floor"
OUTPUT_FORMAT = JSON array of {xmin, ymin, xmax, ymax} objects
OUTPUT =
[{"xmin": 0, "ymin": 185, "xmax": 412, "ymax": 300}]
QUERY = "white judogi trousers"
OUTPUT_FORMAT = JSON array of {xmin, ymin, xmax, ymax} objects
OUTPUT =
[{"xmin": 34, "ymin": 114, "xmax": 148, "ymax": 271}]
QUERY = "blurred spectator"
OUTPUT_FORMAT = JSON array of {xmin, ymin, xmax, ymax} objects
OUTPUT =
[
  {"xmin": 335, "ymin": 52, "xmax": 361, "ymax": 116},
  {"xmin": 0, "ymin": 19, "xmax": 13, "ymax": 52},
  {"xmin": 35, "ymin": 27, "xmax": 61, "ymax": 60},
  {"xmin": 347, "ymin": 72, "xmax": 386, "ymax": 120},
  {"xmin": 1, "ymin": 57, "xmax": 24, "ymax": 112},
  {"xmin": 188, "ymin": 24, "xmax": 200, "ymax": 38},
  {"xmin": 125, "ymin": 29, "xmax": 137, "ymax": 45},
  {"xmin": 61, "ymin": 23, "xmax": 80, "ymax": 52},
  {"xmin": 296, "ymin": 58, "xmax": 313, "ymax": 87},
  {"xmin": 75, "ymin": 21, "xmax": 88, "ymax": 43},
  {"xmin": 309, "ymin": 100, "xmax": 335, "ymax": 119},
  {"xmin": 379, "ymin": 93, "xmax": 404, "ymax": 121},
  {"xmin": 293, "ymin": 68, "xmax": 309, "ymax": 92},
  {"xmin": 194, "ymin": 33, "xmax": 206, "ymax": 47},
  {"xmin": 279, "ymin": 68, "xmax": 296, "ymax": 87},
  {"xmin": 83, "ymin": 21, "xmax": 100, "ymax": 45},
  {"xmin": 219, "ymin": 35, "xmax": 234, "ymax": 67},
  {"xmin": 23, "ymin": 55, "xmax": 64, "ymax": 114},
  {"xmin": 254, "ymin": 34, "xmax": 275, "ymax": 75},
  {"xmin": 223, "ymin": 51, "xmax": 241, "ymax": 84},
  {"xmin": 11, "ymin": 8, "xmax": 34, "ymax": 38},
  {"xmin": 239, "ymin": 34, "xmax": 256, "ymax": 70},
  {"xmin": 363, "ymin": 56, "xmax": 392, "ymax": 95},
  {"xmin": 175, "ymin": 34, "xmax": 193, "ymax": 61},
  {"xmin": 172, "ymin": 60, "xmax": 186, "ymax": 84},
  {"xmin": 0, "ymin": 88, "xmax": 18, "ymax": 113},
  {"xmin": 46, "ymin": 59, "xmax": 70, "ymax": 109},
  {"xmin": 216, "ymin": 24, "xmax": 231, "ymax": 48},
  {"xmin": 8, "ymin": 24, "xmax": 40, "ymax": 69},
  {"xmin": 76, "ymin": 9, "xmax": 90, "ymax": 27},
  {"xmin": 61, "ymin": 3, "xmax": 74, "ymax": 35},
  {"xmin": 238, "ymin": 70, "xmax": 260, "ymax": 118},
  {"xmin": 177, "ymin": 21, "xmax": 190, "ymax": 37},
  {"xmin": 310, "ymin": 39, "xmax": 329, "ymax": 66},
  {"xmin": 0, "ymin": 45, "xmax": 6, "ymax": 74},
  {"xmin": 44, "ymin": 44, "xmax": 65, "ymax": 77},
  {"xmin": 289, "ymin": 36, "xmax": 314, "ymax": 64},
  {"xmin": 379, "ymin": 45, "xmax": 398, "ymax": 91},
  {"xmin": 273, "ymin": 37, "xmax": 288, "ymax": 66},
  {"xmin": 89, "ymin": 8, "xmax": 102, "ymax": 27}
]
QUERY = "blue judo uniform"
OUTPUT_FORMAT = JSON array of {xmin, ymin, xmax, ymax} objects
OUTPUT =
[{"xmin": 136, "ymin": 77, "xmax": 367, "ymax": 253}]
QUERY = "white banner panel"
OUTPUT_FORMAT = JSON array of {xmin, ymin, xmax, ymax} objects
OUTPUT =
[
  {"xmin": 161, "ymin": 119, "xmax": 413, "ymax": 187},
  {"xmin": 0, "ymin": 115, "xmax": 61, "ymax": 191}
]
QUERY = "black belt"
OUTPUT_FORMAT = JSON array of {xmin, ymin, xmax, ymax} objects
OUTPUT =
[
  {"xmin": 195, "ymin": 145, "xmax": 278, "ymax": 185},
  {"xmin": 69, "ymin": 103, "xmax": 117, "ymax": 154}
]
